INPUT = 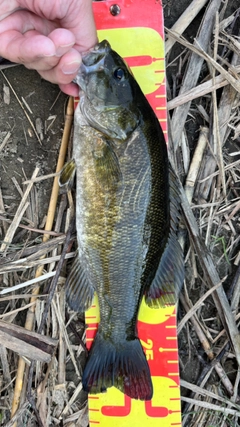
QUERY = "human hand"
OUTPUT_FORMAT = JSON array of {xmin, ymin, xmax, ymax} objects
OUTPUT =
[{"xmin": 0, "ymin": 0, "xmax": 97, "ymax": 95}]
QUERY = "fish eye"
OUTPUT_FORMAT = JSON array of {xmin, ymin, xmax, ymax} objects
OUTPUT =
[{"xmin": 113, "ymin": 68, "xmax": 125, "ymax": 80}]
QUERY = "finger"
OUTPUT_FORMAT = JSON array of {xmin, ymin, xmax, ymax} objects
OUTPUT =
[
  {"xmin": 15, "ymin": 0, "xmax": 98, "ymax": 51},
  {"xmin": 60, "ymin": 0, "xmax": 98, "ymax": 51},
  {"xmin": 0, "ymin": 9, "xmax": 54, "ymax": 37},
  {"xmin": 0, "ymin": 2, "xmax": 97, "ymax": 53},
  {"xmin": 0, "ymin": 30, "xmax": 56, "ymax": 63},
  {"xmin": 47, "ymin": 28, "xmax": 76, "ymax": 58},
  {"xmin": 22, "ymin": 29, "xmax": 77, "ymax": 71},
  {"xmin": 0, "ymin": 28, "xmax": 79, "ymax": 72},
  {"xmin": 58, "ymin": 82, "xmax": 80, "ymax": 97},
  {"xmin": 38, "ymin": 48, "xmax": 81, "ymax": 86},
  {"xmin": 0, "ymin": 12, "xmax": 76, "ymax": 66}
]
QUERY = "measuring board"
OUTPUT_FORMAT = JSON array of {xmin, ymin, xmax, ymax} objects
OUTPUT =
[{"xmin": 74, "ymin": 1, "xmax": 182, "ymax": 426}]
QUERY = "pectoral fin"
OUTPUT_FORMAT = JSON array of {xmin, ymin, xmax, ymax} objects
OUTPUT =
[
  {"xmin": 93, "ymin": 139, "xmax": 122, "ymax": 190},
  {"xmin": 65, "ymin": 253, "xmax": 95, "ymax": 313},
  {"xmin": 59, "ymin": 159, "xmax": 76, "ymax": 192}
]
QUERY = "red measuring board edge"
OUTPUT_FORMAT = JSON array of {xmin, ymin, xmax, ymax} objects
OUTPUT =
[{"xmin": 73, "ymin": 1, "xmax": 182, "ymax": 426}]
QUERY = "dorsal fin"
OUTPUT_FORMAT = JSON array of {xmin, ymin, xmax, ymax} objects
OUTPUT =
[{"xmin": 145, "ymin": 165, "xmax": 184, "ymax": 307}]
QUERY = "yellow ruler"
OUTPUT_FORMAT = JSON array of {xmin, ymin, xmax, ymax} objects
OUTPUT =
[{"xmin": 74, "ymin": 1, "xmax": 182, "ymax": 425}]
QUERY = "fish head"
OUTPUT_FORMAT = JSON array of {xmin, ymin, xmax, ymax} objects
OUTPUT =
[{"xmin": 75, "ymin": 40, "xmax": 137, "ymax": 111}]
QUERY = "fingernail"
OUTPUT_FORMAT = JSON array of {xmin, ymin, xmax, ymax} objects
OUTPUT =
[
  {"xmin": 62, "ymin": 61, "xmax": 81, "ymax": 75},
  {"xmin": 38, "ymin": 53, "xmax": 55, "ymax": 58},
  {"xmin": 56, "ymin": 43, "xmax": 74, "ymax": 57}
]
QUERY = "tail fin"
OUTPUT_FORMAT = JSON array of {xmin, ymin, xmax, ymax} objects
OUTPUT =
[{"xmin": 82, "ymin": 331, "xmax": 153, "ymax": 400}]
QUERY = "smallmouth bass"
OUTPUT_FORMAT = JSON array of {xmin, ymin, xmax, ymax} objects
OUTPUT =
[{"xmin": 61, "ymin": 40, "xmax": 184, "ymax": 400}]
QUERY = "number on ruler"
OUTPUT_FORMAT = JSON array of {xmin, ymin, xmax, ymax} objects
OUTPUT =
[{"xmin": 101, "ymin": 395, "xmax": 169, "ymax": 418}]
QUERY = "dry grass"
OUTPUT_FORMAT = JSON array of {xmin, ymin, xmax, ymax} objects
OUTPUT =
[
  {"xmin": 0, "ymin": 96, "xmax": 87, "ymax": 426},
  {"xmin": 0, "ymin": 0, "xmax": 240, "ymax": 426},
  {"xmin": 166, "ymin": 1, "xmax": 240, "ymax": 425}
]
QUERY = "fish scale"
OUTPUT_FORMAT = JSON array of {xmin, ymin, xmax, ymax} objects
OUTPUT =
[{"xmin": 77, "ymin": 131, "xmax": 151, "ymax": 340}]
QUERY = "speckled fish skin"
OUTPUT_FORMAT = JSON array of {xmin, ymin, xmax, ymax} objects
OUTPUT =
[{"xmin": 65, "ymin": 40, "xmax": 184, "ymax": 400}]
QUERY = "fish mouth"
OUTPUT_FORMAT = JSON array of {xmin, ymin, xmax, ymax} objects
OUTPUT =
[
  {"xmin": 82, "ymin": 40, "xmax": 110, "ymax": 67},
  {"xmin": 73, "ymin": 40, "xmax": 110, "ymax": 89}
]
